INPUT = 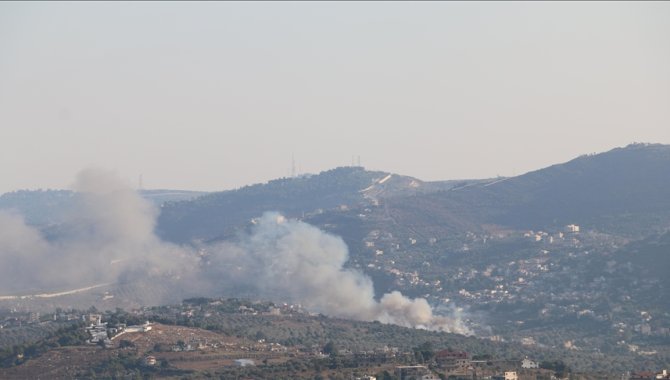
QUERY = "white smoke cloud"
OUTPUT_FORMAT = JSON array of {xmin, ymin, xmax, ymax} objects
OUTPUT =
[
  {"xmin": 0, "ymin": 168, "xmax": 195, "ymax": 298},
  {"xmin": 0, "ymin": 169, "xmax": 470, "ymax": 334},
  {"xmin": 204, "ymin": 213, "xmax": 471, "ymax": 334}
]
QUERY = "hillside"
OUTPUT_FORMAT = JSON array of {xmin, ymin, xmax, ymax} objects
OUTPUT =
[
  {"xmin": 382, "ymin": 143, "xmax": 670, "ymax": 237},
  {"xmin": 0, "ymin": 299, "xmax": 649, "ymax": 378},
  {"xmin": 3, "ymin": 144, "xmax": 670, "ymax": 374},
  {"xmin": 0, "ymin": 189, "xmax": 205, "ymax": 227},
  {"xmin": 609, "ymin": 231, "xmax": 670, "ymax": 306},
  {"xmin": 155, "ymin": 167, "xmax": 481, "ymax": 243},
  {"xmin": 0, "ymin": 190, "xmax": 74, "ymax": 226},
  {"xmin": 154, "ymin": 144, "xmax": 670, "ymax": 245}
]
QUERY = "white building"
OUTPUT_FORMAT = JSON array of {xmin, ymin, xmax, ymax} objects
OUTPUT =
[
  {"xmin": 521, "ymin": 358, "xmax": 539, "ymax": 369},
  {"xmin": 564, "ymin": 224, "xmax": 580, "ymax": 233}
]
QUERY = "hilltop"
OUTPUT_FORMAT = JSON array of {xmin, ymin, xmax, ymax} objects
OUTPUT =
[
  {"xmin": 154, "ymin": 144, "xmax": 670, "ymax": 245},
  {"xmin": 155, "ymin": 167, "xmax": 488, "ymax": 243},
  {"xmin": 386, "ymin": 143, "xmax": 670, "ymax": 237}
]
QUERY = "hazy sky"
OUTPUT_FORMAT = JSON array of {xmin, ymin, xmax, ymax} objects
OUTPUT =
[{"xmin": 1, "ymin": 2, "xmax": 669, "ymax": 193}]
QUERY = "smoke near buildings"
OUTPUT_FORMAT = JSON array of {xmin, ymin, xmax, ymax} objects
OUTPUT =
[{"xmin": 0, "ymin": 169, "xmax": 470, "ymax": 335}]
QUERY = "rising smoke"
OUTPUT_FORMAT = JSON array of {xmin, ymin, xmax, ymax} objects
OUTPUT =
[
  {"xmin": 0, "ymin": 169, "xmax": 470, "ymax": 334},
  {"xmin": 0, "ymin": 168, "xmax": 194, "ymax": 295},
  {"xmin": 205, "ymin": 213, "xmax": 471, "ymax": 333}
]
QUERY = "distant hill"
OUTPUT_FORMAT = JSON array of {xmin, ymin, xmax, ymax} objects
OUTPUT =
[
  {"xmin": 156, "ymin": 144, "xmax": 670, "ymax": 244},
  {"xmin": 0, "ymin": 189, "xmax": 205, "ymax": 226},
  {"xmin": 156, "ymin": 167, "xmax": 481, "ymax": 243},
  {"xmin": 382, "ymin": 143, "xmax": 670, "ymax": 237},
  {"xmin": 0, "ymin": 190, "xmax": 76, "ymax": 226}
]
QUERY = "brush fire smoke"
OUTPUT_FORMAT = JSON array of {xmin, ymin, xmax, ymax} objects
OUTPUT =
[
  {"xmin": 0, "ymin": 169, "xmax": 470, "ymax": 334},
  {"xmin": 206, "ymin": 213, "xmax": 470, "ymax": 333}
]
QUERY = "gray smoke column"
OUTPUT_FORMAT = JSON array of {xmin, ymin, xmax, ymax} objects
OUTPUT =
[
  {"xmin": 206, "ymin": 213, "xmax": 471, "ymax": 334},
  {"xmin": 0, "ymin": 168, "xmax": 195, "ymax": 298},
  {"xmin": 0, "ymin": 169, "xmax": 469, "ymax": 334}
]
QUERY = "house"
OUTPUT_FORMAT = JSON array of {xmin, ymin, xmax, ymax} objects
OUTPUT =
[
  {"xmin": 564, "ymin": 224, "xmax": 580, "ymax": 233},
  {"xmin": 434, "ymin": 349, "xmax": 470, "ymax": 373},
  {"xmin": 86, "ymin": 322, "xmax": 109, "ymax": 344},
  {"xmin": 631, "ymin": 371, "xmax": 657, "ymax": 380},
  {"xmin": 85, "ymin": 314, "xmax": 102, "ymax": 325},
  {"xmin": 143, "ymin": 356, "xmax": 157, "ymax": 366},
  {"xmin": 521, "ymin": 358, "xmax": 539, "ymax": 369},
  {"xmin": 505, "ymin": 371, "xmax": 518, "ymax": 380}
]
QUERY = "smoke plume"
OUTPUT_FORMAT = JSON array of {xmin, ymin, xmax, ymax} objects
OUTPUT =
[
  {"xmin": 0, "ymin": 168, "xmax": 194, "ymax": 297},
  {"xmin": 0, "ymin": 169, "xmax": 470, "ymax": 334},
  {"xmin": 204, "ymin": 213, "xmax": 470, "ymax": 333}
]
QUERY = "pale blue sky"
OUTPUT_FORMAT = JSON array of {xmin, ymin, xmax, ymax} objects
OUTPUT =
[{"xmin": 1, "ymin": 2, "xmax": 669, "ymax": 192}]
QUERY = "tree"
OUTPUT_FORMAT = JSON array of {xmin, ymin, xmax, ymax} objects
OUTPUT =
[
  {"xmin": 376, "ymin": 370, "xmax": 397, "ymax": 380},
  {"xmin": 323, "ymin": 341, "xmax": 338, "ymax": 356},
  {"xmin": 413, "ymin": 341, "xmax": 434, "ymax": 363},
  {"xmin": 540, "ymin": 360, "xmax": 570, "ymax": 377}
]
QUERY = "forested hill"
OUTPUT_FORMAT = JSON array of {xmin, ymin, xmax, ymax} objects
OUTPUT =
[
  {"xmin": 383, "ymin": 143, "xmax": 670, "ymax": 237},
  {"xmin": 156, "ymin": 167, "xmax": 476, "ymax": 243}
]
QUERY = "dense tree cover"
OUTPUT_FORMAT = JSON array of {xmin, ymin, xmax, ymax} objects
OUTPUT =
[
  {"xmin": 0, "ymin": 322, "xmax": 87, "ymax": 368},
  {"xmin": 0, "ymin": 322, "xmax": 65, "ymax": 349},
  {"xmin": 540, "ymin": 360, "xmax": 571, "ymax": 377},
  {"xmin": 322, "ymin": 341, "xmax": 338, "ymax": 356},
  {"xmin": 156, "ymin": 166, "xmax": 404, "ymax": 243},
  {"xmin": 105, "ymin": 307, "xmax": 145, "ymax": 327}
]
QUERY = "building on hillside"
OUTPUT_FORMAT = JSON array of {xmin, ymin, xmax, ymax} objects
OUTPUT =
[
  {"xmin": 28, "ymin": 312, "xmax": 40, "ymax": 324},
  {"xmin": 84, "ymin": 314, "xmax": 102, "ymax": 325},
  {"xmin": 631, "ymin": 371, "xmax": 658, "ymax": 380},
  {"xmin": 86, "ymin": 322, "xmax": 109, "ymax": 344},
  {"xmin": 143, "ymin": 356, "xmax": 156, "ymax": 366},
  {"xmin": 435, "ymin": 349, "xmax": 470, "ymax": 373},
  {"xmin": 564, "ymin": 224, "xmax": 580, "ymax": 233},
  {"xmin": 504, "ymin": 371, "xmax": 518, "ymax": 380},
  {"xmin": 521, "ymin": 357, "xmax": 539, "ymax": 369},
  {"xmin": 124, "ymin": 321, "xmax": 152, "ymax": 333}
]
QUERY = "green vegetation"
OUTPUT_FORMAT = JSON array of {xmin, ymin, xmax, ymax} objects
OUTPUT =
[{"xmin": 0, "ymin": 321, "xmax": 87, "ymax": 367}]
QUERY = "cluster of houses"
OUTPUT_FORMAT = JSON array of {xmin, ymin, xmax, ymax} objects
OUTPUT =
[
  {"xmin": 630, "ymin": 370, "xmax": 670, "ymax": 380},
  {"xmin": 84, "ymin": 313, "xmax": 152, "ymax": 348},
  {"xmin": 390, "ymin": 350, "xmax": 542, "ymax": 380}
]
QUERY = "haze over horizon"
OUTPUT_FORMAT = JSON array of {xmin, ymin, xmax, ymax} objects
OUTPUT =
[{"xmin": 2, "ymin": 2, "xmax": 669, "ymax": 193}]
